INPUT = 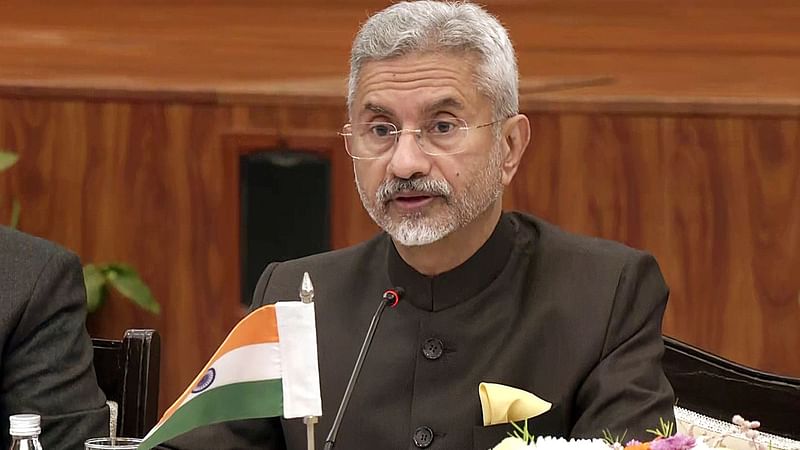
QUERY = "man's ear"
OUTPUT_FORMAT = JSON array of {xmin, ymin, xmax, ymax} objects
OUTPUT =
[{"xmin": 499, "ymin": 114, "xmax": 531, "ymax": 186}]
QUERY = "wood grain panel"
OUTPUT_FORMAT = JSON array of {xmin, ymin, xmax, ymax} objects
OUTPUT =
[
  {"xmin": 660, "ymin": 116, "xmax": 739, "ymax": 352},
  {"xmin": 658, "ymin": 115, "xmax": 800, "ymax": 375},
  {"xmin": 505, "ymin": 112, "xmax": 562, "ymax": 217},
  {"xmin": 0, "ymin": 97, "xmax": 242, "ymax": 411},
  {"xmin": 743, "ymin": 118, "xmax": 800, "ymax": 373},
  {"xmin": 1, "ymin": 1, "xmax": 798, "ymax": 103},
  {"xmin": 511, "ymin": 113, "xmax": 667, "ymax": 249}
]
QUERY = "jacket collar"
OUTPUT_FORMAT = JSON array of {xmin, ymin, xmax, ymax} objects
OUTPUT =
[{"xmin": 385, "ymin": 213, "xmax": 516, "ymax": 312}]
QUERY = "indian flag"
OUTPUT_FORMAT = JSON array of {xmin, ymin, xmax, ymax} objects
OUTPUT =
[{"xmin": 138, "ymin": 302, "xmax": 322, "ymax": 450}]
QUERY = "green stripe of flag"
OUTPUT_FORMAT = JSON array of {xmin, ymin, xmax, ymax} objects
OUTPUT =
[{"xmin": 139, "ymin": 379, "xmax": 283, "ymax": 450}]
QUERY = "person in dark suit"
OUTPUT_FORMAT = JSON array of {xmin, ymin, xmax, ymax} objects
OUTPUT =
[
  {"xmin": 0, "ymin": 226, "xmax": 109, "ymax": 449},
  {"xmin": 169, "ymin": 1, "xmax": 674, "ymax": 448}
]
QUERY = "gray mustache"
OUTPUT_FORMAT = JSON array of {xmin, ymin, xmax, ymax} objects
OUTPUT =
[{"xmin": 376, "ymin": 178, "xmax": 452, "ymax": 203}]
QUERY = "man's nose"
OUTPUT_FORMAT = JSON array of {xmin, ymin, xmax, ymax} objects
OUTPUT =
[{"xmin": 388, "ymin": 131, "xmax": 432, "ymax": 180}]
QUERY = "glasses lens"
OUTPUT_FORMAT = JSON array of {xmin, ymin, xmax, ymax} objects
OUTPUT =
[
  {"xmin": 421, "ymin": 118, "xmax": 467, "ymax": 155},
  {"xmin": 348, "ymin": 122, "xmax": 396, "ymax": 158}
]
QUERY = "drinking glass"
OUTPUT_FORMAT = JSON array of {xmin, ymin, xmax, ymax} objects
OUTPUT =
[{"xmin": 85, "ymin": 437, "xmax": 143, "ymax": 450}]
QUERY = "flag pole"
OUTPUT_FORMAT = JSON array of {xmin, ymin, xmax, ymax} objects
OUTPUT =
[
  {"xmin": 299, "ymin": 272, "xmax": 320, "ymax": 450},
  {"xmin": 304, "ymin": 416, "xmax": 318, "ymax": 450}
]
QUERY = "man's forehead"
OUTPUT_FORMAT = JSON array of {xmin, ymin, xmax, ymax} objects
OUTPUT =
[
  {"xmin": 351, "ymin": 53, "xmax": 486, "ymax": 117},
  {"xmin": 356, "ymin": 54, "xmax": 478, "ymax": 90}
]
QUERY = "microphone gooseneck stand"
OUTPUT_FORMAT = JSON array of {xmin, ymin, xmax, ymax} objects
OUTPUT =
[{"xmin": 323, "ymin": 288, "xmax": 403, "ymax": 450}]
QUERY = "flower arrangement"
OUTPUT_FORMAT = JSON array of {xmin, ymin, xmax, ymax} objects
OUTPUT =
[{"xmin": 493, "ymin": 415, "xmax": 773, "ymax": 450}]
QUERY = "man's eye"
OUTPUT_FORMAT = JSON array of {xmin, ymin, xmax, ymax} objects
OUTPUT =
[
  {"xmin": 429, "ymin": 121, "xmax": 456, "ymax": 134},
  {"xmin": 370, "ymin": 124, "xmax": 393, "ymax": 137}
]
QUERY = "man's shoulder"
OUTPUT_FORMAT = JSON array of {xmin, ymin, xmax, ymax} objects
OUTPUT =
[
  {"xmin": 0, "ymin": 227, "xmax": 77, "ymax": 282},
  {"xmin": 509, "ymin": 211, "xmax": 668, "ymax": 323},
  {"xmin": 510, "ymin": 211, "xmax": 655, "ymax": 271},
  {"xmin": 1, "ymin": 226, "xmax": 60, "ymax": 257},
  {"xmin": 0, "ymin": 228, "xmax": 83, "ymax": 335}
]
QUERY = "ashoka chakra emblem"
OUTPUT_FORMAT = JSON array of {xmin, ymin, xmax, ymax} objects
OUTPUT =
[{"xmin": 192, "ymin": 368, "xmax": 216, "ymax": 393}]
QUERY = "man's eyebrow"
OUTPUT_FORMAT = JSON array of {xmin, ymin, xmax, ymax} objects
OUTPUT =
[
  {"xmin": 363, "ymin": 103, "xmax": 394, "ymax": 116},
  {"xmin": 360, "ymin": 98, "xmax": 463, "ymax": 117},
  {"xmin": 423, "ymin": 97, "xmax": 465, "ymax": 115}
]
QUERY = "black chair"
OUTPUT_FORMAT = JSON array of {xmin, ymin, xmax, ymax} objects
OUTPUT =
[
  {"xmin": 93, "ymin": 329, "xmax": 161, "ymax": 438},
  {"xmin": 663, "ymin": 335, "xmax": 800, "ymax": 440}
]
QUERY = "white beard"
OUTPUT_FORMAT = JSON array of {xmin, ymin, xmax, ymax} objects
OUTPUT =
[
  {"xmin": 391, "ymin": 212, "xmax": 456, "ymax": 246},
  {"xmin": 355, "ymin": 145, "xmax": 504, "ymax": 246}
]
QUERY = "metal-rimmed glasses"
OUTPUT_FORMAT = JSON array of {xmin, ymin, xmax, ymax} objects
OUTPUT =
[{"xmin": 339, "ymin": 117, "xmax": 501, "ymax": 160}]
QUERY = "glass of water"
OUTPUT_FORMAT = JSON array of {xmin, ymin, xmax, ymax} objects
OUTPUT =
[{"xmin": 85, "ymin": 437, "xmax": 143, "ymax": 450}]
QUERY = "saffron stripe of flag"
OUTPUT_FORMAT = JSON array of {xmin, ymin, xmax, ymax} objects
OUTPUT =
[{"xmin": 138, "ymin": 302, "xmax": 322, "ymax": 450}]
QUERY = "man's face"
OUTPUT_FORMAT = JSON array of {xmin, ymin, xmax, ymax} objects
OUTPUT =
[{"xmin": 350, "ymin": 52, "xmax": 504, "ymax": 247}]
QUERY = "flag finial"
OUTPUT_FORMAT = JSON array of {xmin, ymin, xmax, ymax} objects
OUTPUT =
[{"xmin": 300, "ymin": 272, "xmax": 314, "ymax": 303}]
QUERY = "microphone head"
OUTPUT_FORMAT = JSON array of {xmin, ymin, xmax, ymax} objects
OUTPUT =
[{"xmin": 382, "ymin": 287, "xmax": 404, "ymax": 307}]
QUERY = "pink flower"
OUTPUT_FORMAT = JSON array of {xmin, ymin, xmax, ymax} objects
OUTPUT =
[{"xmin": 649, "ymin": 434, "xmax": 696, "ymax": 450}]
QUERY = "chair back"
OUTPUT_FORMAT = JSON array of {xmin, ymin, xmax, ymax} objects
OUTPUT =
[
  {"xmin": 663, "ymin": 335, "xmax": 800, "ymax": 440},
  {"xmin": 93, "ymin": 329, "xmax": 161, "ymax": 438}
]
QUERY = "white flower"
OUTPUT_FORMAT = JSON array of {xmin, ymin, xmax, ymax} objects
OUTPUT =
[
  {"xmin": 532, "ymin": 436, "xmax": 610, "ymax": 450},
  {"xmin": 493, "ymin": 436, "xmax": 533, "ymax": 450},
  {"xmin": 492, "ymin": 435, "xmax": 612, "ymax": 450}
]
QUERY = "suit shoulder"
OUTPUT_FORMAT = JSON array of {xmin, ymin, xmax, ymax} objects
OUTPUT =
[
  {"xmin": 0, "ymin": 227, "xmax": 79, "ymax": 279},
  {"xmin": 0, "ymin": 228, "xmax": 83, "ymax": 326},
  {"xmin": 508, "ymin": 211, "xmax": 668, "ymax": 321},
  {"xmin": 510, "ymin": 212, "xmax": 655, "ymax": 271}
]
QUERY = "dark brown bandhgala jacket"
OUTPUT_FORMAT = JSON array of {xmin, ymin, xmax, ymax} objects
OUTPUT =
[
  {"xmin": 0, "ymin": 227, "xmax": 109, "ymax": 450},
  {"xmin": 169, "ymin": 212, "xmax": 674, "ymax": 450}
]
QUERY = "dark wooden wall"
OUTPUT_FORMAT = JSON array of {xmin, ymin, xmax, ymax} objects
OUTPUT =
[{"xmin": 0, "ymin": 1, "xmax": 798, "ymax": 412}]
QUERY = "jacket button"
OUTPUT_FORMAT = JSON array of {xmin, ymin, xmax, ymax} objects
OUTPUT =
[
  {"xmin": 413, "ymin": 425, "xmax": 434, "ymax": 448},
  {"xmin": 422, "ymin": 338, "xmax": 443, "ymax": 360}
]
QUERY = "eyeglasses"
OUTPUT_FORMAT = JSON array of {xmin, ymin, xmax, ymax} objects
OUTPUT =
[{"xmin": 339, "ymin": 117, "xmax": 500, "ymax": 160}]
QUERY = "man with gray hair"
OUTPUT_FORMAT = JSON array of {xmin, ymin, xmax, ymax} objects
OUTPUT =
[{"xmin": 170, "ymin": 1, "xmax": 674, "ymax": 448}]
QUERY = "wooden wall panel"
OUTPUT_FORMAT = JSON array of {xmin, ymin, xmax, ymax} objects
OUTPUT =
[
  {"xmin": 742, "ymin": 118, "xmax": 800, "ymax": 372},
  {"xmin": 0, "ymin": 97, "xmax": 242, "ymax": 410},
  {"xmin": 2, "ymin": 1, "xmax": 799, "ymax": 99},
  {"xmin": 509, "ymin": 113, "xmax": 669, "ymax": 253},
  {"xmin": 661, "ymin": 116, "xmax": 741, "ymax": 354}
]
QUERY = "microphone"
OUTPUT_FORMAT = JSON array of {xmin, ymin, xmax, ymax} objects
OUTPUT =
[{"xmin": 323, "ymin": 287, "xmax": 404, "ymax": 450}]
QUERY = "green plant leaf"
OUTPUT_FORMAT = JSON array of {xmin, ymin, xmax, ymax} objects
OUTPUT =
[
  {"xmin": 102, "ymin": 264, "xmax": 160, "ymax": 314},
  {"xmin": 0, "ymin": 150, "xmax": 18, "ymax": 172},
  {"xmin": 83, "ymin": 264, "xmax": 107, "ymax": 313}
]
